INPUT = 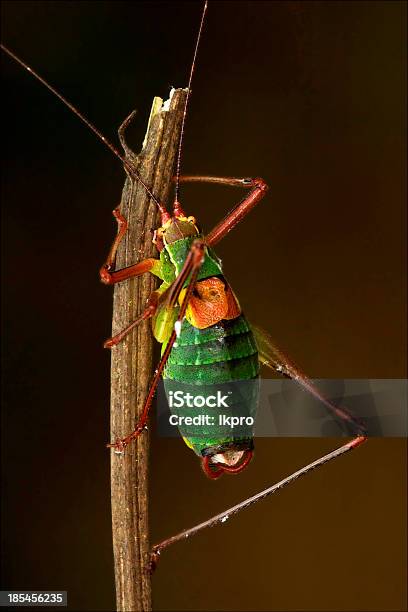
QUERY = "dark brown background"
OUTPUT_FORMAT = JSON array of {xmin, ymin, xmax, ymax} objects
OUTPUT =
[{"xmin": 1, "ymin": 1, "xmax": 406, "ymax": 611}]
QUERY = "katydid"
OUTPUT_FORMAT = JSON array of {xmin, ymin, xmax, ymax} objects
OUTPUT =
[{"xmin": 1, "ymin": 0, "xmax": 367, "ymax": 575}]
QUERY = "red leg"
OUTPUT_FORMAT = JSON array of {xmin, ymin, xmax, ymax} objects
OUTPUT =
[
  {"xmin": 103, "ymin": 291, "xmax": 162, "ymax": 348},
  {"xmin": 176, "ymin": 175, "xmax": 269, "ymax": 247},
  {"xmin": 147, "ymin": 324, "xmax": 367, "ymax": 572},
  {"xmin": 99, "ymin": 206, "xmax": 161, "ymax": 285},
  {"xmin": 149, "ymin": 435, "xmax": 366, "ymax": 572},
  {"xmin": 252, "ymin": 324, "xmax": 367, "ymax": 436},
  {"xmin": 107, "ymin": 240, "xmax": 206, "ymax": 452}
]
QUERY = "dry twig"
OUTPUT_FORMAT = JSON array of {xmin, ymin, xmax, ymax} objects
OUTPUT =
[{"xmin": 109, "ymin": 89, "xmax": 187, "ymax": 612}]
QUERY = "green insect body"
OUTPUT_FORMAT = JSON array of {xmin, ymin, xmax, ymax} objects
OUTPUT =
[
  {"xmin": 164, "ymin": 317, "xmax": 260, "ymax": 457},
  {"xmin": 150, "ymin": 231, "xmax": 260, "ymax": 462}
]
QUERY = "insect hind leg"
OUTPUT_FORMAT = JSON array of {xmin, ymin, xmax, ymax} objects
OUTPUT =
[
  {"xmin": 251, "ymin": 323, "xmax": 367, "ymax": 437},
  {"xmin": 147, "ymin": 324, "xmax": 367, "ymax": 572},
  {"xmin": 148, "ymin": 435, "xmax": 366, "ymax": 573}
]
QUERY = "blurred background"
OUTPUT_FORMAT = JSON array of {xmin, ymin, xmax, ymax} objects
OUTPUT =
[{"xmin": 1, "ymin": 1, "xmax": 406, "ymax": 610}]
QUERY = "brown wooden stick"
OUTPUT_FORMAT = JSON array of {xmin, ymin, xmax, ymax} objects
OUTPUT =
[{"xmin": 109, "ymin": 89, "xmax": 187, "ymax": 612}]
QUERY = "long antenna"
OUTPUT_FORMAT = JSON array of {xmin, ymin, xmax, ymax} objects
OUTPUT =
[
  {"xmin": 174, "ymin": 0, "xmax": 208, "ymax": 207},
  {"xmin": 0, "ymin": 43, "xmax": 170, "ymax": 220}
]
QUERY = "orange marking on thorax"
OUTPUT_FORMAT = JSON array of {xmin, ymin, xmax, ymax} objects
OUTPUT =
[{"xmin": 179, "ymin": 277, "xmax": 241, "ymax": 329}]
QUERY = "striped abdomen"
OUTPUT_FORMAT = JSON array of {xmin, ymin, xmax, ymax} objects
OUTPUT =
[{"xmin": 163, "ymin": 315, "xmax": 259, "ymax": 456}]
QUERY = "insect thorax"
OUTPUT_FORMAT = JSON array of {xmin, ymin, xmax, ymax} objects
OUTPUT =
[{"xmin": 160, "ymin": 236, "xmax": 223, "ymax": 286}]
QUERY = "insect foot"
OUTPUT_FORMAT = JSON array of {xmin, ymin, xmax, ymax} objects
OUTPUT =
[
  {"xmin": 99, "ymin": 264, "xmax": 113, "ymax": 285},
  {"xmin": 106, "ymin": 425, "xmax": 147, "ymax": 453},
  {"xmin": 147, "ymin": 547, "xmax": 161, "ymax": 574},
  {"xmin": 103, "ymin": 336, "xmax": 116, "ymax": 349},
  {"xmin": 106, "ymin": 438, "xmax": 126, "ymax": 454}
]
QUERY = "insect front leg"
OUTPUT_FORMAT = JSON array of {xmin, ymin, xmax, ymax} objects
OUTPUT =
[
  {"xmin": 176, "ymin": 174, "xmax": 269, "ymax": 246},
  {"xmin": 99, "ymin": 206, "xmax": 162, "ymax": 285},
  {"xmin": 98, "ymin": 205, "xmax": 165, "ymax": 347}
]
